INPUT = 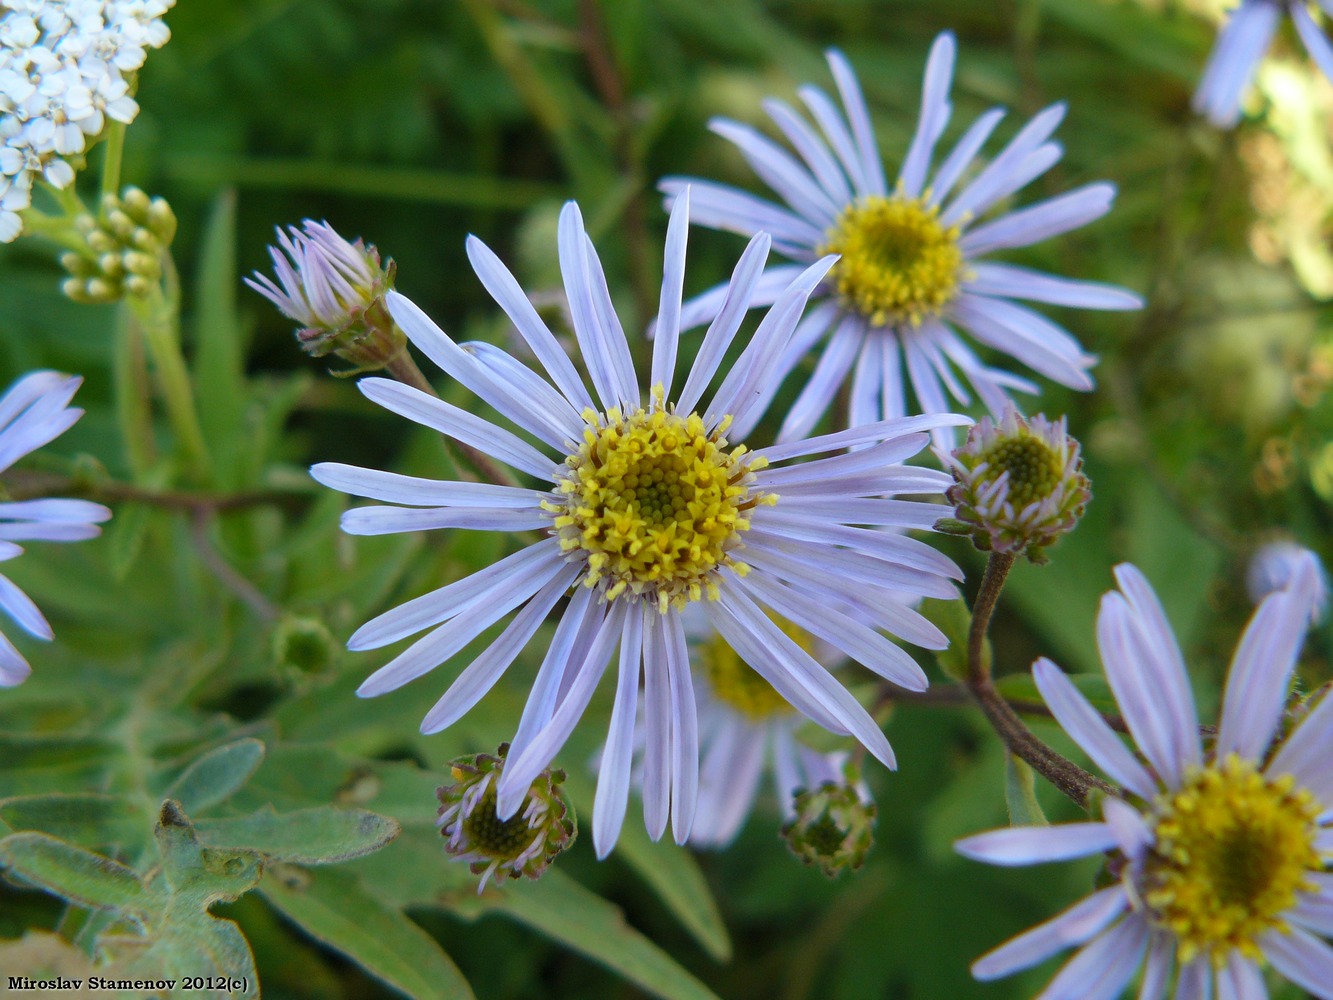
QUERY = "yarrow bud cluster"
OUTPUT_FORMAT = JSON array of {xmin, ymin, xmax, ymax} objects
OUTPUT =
[
  {"xmin": 0, "ymin": 0, "xmax": 174, "ymax": 242},
  {"xmin": 60, "ymin": 186, "xmax": 174, "ymax": 303},
  {"xmin": 780, "ymin": 781, "xmax": 876, "ymax": 877},
  {"xmin": 436, "ymin": 744, "xmax": 576, "ymax": 893},
  {"xmin": 940, "ymin": 408, "xmax": 1090, "ymax": 564},
  {"xmin": 246, "ymin": 220, "xmax": 405, "ymax": 375}
]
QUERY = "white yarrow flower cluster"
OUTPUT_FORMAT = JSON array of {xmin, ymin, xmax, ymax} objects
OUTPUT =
[
  {"xmin": 313, "ymin": 194, "xmax": 967, "ymax": 857},
  {"xmin": 0, "ymin": 0, "xmax": 174, "ymax": 242},
  {"xmin": 663, "ymin": 32, "xmax": 1140, "ymax": 439},
  {"xmin": 0, "ymin": 370, "xmax": 112, "ymax": 687},
  {"xmin": 957, "ymin": 563, "xmax": 1333, "ymax": 1000}
]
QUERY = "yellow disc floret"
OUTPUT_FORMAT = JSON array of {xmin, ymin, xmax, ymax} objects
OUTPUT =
[
  {"xmin": 979, "ymin": 433, "xmax": 1065, "ymax": 511},
  {"xmin": 820, "ymin": 193, "xmax": 964, "ymax": 327},
  {"xmin": 702, "ymin": 616, "xmax": 813, "ymax": 720},
  {"xmin": 548, "ymin": 389, "xmax": 773, "ymax": 612},
  {"xmin": 1141, "ymin": 754, "xmax": 1321, "ymax": 965}
]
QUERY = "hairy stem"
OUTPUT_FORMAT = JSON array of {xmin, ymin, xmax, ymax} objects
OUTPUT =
[{"xmin": 965, "ymin": 552, "xmax": 1116, "ymax": 809}]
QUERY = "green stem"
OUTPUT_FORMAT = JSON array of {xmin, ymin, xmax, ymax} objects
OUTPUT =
[
  {"xmin": 99, "ymin": 121, "xmax": 127, "ymax": 204},
  {"xmin": 113, "ymin": 305, "xmax": 157, "ymax": 479},
  {"xmin": 964, "ymin": 552, "xmax": 1115, "ymax": 809},
  {"xmin": 126, "ymin": 282, "xmax": 211, "ymax": 483}
]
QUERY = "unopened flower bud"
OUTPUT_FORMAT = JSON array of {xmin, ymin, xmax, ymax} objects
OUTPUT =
[
  {"xmin": 246, "ymin": 219, "xmax": 404, "ymax": 375},
  {"xmin": 271, "ymin": 614, "xmax": 339, "ymax": 676},
  {"xmin": 943, "ymin": 408, "xmax": 1090, "ymax": 564},
  {"xmin": 58, "ymin": 188, "xmax": 175, "ymax": 305},
  {"xmin": 436, "ymin": 744, "xmax": 576, "ymax": 893},
  {"xmin": 1247, "ymin": 541, "xmax": 1328, "ymax": 622},
  {"xmin": 781, "ymin": 781, "xmax": 876, "ymax": 877}
]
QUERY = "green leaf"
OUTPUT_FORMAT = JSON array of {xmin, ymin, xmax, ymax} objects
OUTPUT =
[
  {"xmin": 995, "ymin": 672, "xmax": 1117, "ymax": 716},
  {"xmin": 0, "ymin": 794, "xmax": 147, "ymax": 851},
  {"xmin": 163, "ymin": 738, "xmax": 266, "ymax": 816},
  {"xmin": 195, "ymin": 805, "xmax": 399, "ymax": 864},
  {"xmin": 156, "ymin": 801, "xmax": 264, "ymax": 906},
  {"xmin": 463, "ymin": 871, "xmax": 723, "ymax": 1000},
  {"xmin": 0, "ymin": 832, "xmax": 148, "ymax": 911},
  {"xmin": 260, "ymin": 865, "xmax": 474, "ymax": 1000},
  {"xmin": 921, "ymin": 596, "xmax": 981, "ymax": 683},
  {"xmin": 612, "ymin": 819, "xmax": 731, "ymax": 962},
  {"xmin": 105, "ymin": 500, "xmax": 152, "ymax": 580},
  {"xmin": 1004, "ymin": 755, "xmax": 1049, "ymax": 828}
]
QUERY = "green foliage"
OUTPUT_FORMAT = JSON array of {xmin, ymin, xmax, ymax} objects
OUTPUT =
[{"xmin": 2, "ymin": 0, "xmax": 1331, "ymax": 998}]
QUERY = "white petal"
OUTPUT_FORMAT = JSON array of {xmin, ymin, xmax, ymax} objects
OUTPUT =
[
  {"xmin": 762, "ymin": 97, "xmax": 853, "ymax": 206},
  {"xmin": 1032, "ymin": 657, "xmax": 1157, "ymax": 799},
  {"xmin": 593, "ymin": 603, "xmax": 643, "ymax": 858},
  {"xmin": 1216, "ymin": 952, "xmax": 1267, "ymax": 1000},
  {"xmin": 1289, "ymin": 875, "xmax": 1333, "ymax": 937},
  {"xmin": 676, "ymin": 235, "xmax": 773, "ymax": 415},
  {"xmin": 1101, "ymin": 795, "xmax": 1152, "ymax": 859},
  {"xmin": 663, "ymin": 612, "xmax": 698, "ymax": 843},
  {"xmin": 1293, "ymin": 5, "xmax": 1333, "ymax": 84},
  {"xmin": 899, "ymin": 33, "xmax": 955, "ymax": 199},
  {"xmin": 760, "ymin": 411, "xmax": 971, "ymax": 462},
  {"xmin": 1173, "ymin": 957, "xmax": 1212, "ymax": 1000},
  {"xmin": 1192, "ymin": 1, "xmax": 1279, "ymax": 128},
  {"xmin": 1261, "ymin": 926, "xmax": 1333, "ymax": 1000},
  {"xmin": 708, "ymin": 118, "xmax": 839, "ymax": 226},
  {"xmin": 961, "ymin": 184, "xmax": 1116, "ymax": 257},
  {"xmin": 311, "ymin": 463, "xmax": 547, "ymax": 508},
  {"xmin": 462, "ymin": 341, "xmax": 586, "ymax": 445},
  {"xmin": 1217, "ymin": 580, "xmax": 1315, "ymax": 760},
  {"xmin": 0, "ymin": 573, "xmax": 52, "ymax": 640},
  {"xmin": 498, "ymin": 601, "xmax": 627, "ymax": 819},
  {"xmin": 972, "ymin": 886, "xmax": 1128, "ymax": 980},
  {"xmin": 419, "ymin": 565, "xmax": 579, "ymax": 733},
  {"xmin": 0, "ymin": 626, "xmax": 33, "ymax": 687},
  {"xmin": 1035, "ymin": 914, "xmax": 1147, "ymax": 1000},
  {"xmin": 955, "ymin": 823, "xmax": 1118, "ymax": 866},
  {"xmin": 641, "ymin": 609, "xmax": 672, "ymax": 840},
  {"xmin": 1266, "ymin": 686, "xmax": 1333, "ymax": 805},
  {"xmin": 826, "ymin": 49, "xmax": 886, "ymax": 196},
  {"xmin": 348, "ymin": 538, "xmax": 562, "ymax": 650},
  {"xmin": 465, "ymin": 234, "xmax": 595, "ymax": 412},
  {"xmin": 927, "ymin": 108, "xmax": 1006, "ymax": 207},
  {"xmin": 967, "ymin": 263, "xmax": 1142, "ymax": 311},
  {"xmin": 1137, "ymin": 933, "xmax": 1174, "ymax": 1000},
  {"xmin": 357, "ymin": 378, "xmax": 554, "ymax": 481},
  {"xmin": 943, "ymin": 103, "xmax": 1066, "ymax": 226},
  {"xmin": 661, "ymin": 178, "xmax": 822, "ymax": 251},
  {"xmin": 650, "ymin": 188, "xmax": 690, "ymax": 397},
  {"xmin": 776, "ymin": 313, "xmax": 864, "ymax": 442}
]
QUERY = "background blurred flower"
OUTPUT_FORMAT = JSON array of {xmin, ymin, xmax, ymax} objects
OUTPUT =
[{"xmin": 662, "ymin": 32, "xmax": 1140, "ymax": 439}]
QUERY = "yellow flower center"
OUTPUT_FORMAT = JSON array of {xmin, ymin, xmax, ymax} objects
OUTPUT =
[
  {"xmin": 819, "ymin": 194, "xmax": 964, "ymax": 327},
  {"xmin": 460, "ymin": 779, "xmax": 539, "ymax": 862},
  {"xmin": 1141, "ymin": 755, "xmax": 1322, "ymax": 965},
  {"xmin": 549, "ymin": 390, "xmax": 773, "ymax": 612},
  {"xmin": 702, "ymin": 617, "xmax": 811, "ymax": 720},
  {"xmin": 980, "ymin": 433, "xmax": 1064, "ymax": 510}
]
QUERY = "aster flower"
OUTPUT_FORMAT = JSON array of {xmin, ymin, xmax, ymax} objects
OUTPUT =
[
  {"xmin": 956, "ymin": 562, "xmax": 1332, "ymax": 999},
  {"xmin": 0, "ymin": 370, "xmax": 112, "ymax": 687},
  {"xmin": 312, "ymin": 195, "xmax": 966, "ymax": 856},
  {"xmin": 942, "ymin": 407, "xmax": 1089, "ymax": 563},
  {"xmin": 1248, "ymin": 539, "xmax": 1328, "ymax": 621},
  {"xmin": 0, "ymin": 0, "xmax": 175, "ymax": 242},
  {"xmin": 1194, "ymin": 1, "xmax": 1333, "ymax": 129},
  {"xmin": 662, "ymin": 33, "xmax": 1140, "ymax": 441},
  {"xmin": 436, "ymin": 744, "xmax": 576, "ymax": 893},
  {"xmin": 246, "ymin": 219, "xmax": 403, "ymax": 372}
]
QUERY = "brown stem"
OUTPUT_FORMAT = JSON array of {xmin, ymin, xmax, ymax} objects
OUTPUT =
[
  {"xmin": 383, "ymin": 349, "xmax": 516, "ymax": 487},
  {"xmin": 189, "ymin": 510, "xmax": 279, "ymax": 621},
  {"xmin": 965, "ymin": 552, "xmax": 1117, "ymax": 809}
]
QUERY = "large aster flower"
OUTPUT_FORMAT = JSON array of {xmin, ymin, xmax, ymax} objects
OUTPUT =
[
  {"xmin": 312, "ymin": 195, "xmax": 966, "ymax": 855},
  {"xmin": 957, "ymin": 562, "xmax": 1333, "ymax": 999},
  {"xmin": 0, "ymin": 370, "xmax": 112, "ymax": 686},
  {"xmin": 662, "ymin": 33, "xmax": 1140, "ymax": 441},
  {"xmin": 1193, "ymin": 1, "xmax": 1333, "ymax": 128}
]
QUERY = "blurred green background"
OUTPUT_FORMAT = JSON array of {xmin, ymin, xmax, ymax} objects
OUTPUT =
[{"xmin": 1, "ymin": 1, "xmax": 1330, "ymax": 998}]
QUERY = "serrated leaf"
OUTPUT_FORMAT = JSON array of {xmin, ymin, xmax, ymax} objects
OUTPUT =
[
  {"xmin": 1004, "ymin": 755, "xmax": 1049, "ymax": 828},
  {"xmin": 163, "ymin": 738, "xmax": 265, "ymax": 816},
  {"xmin": 260, "ymin": 865, "xmax": 474, "ymax": 1000},
  {"xmin": 195, "ymin": 805, "xmax": 399, "ymax": 864},
  {"xmin": 0, "ymin": 832, "xmax": 148, "ymax": 911},
  {"xmin": 0, "ymin": 794, "xmax": 147, "ymax": 851},
  {"xmin": 462, "ymin": 870, "xmax": 722, "ymax": 1000}
]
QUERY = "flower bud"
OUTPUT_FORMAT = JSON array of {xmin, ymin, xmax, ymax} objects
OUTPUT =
[
  {"xmin": 245, "ymin": 220, "xmax": 404, "ymax": 375},
  {"xmin": 59, "ymin": 188, "xmax": 175, "ymax": 304},
  {"xmin": 271, "ymin": 615, "xmax": 339, "ymax": 677},
  {"xmin": 436, "ymin": 744, "xmax": 576, "ymax": 893},
  {"xmin": 943, "ymin": 408, "xmax": 1090, "ymax": 564},
  {"xmin": 781, "ymin": 781, "xmax": 876, "ymax": 877},
  {"xmin": 1247, "ymin": 540, "xmax": 1328, "ymax": 622}
]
